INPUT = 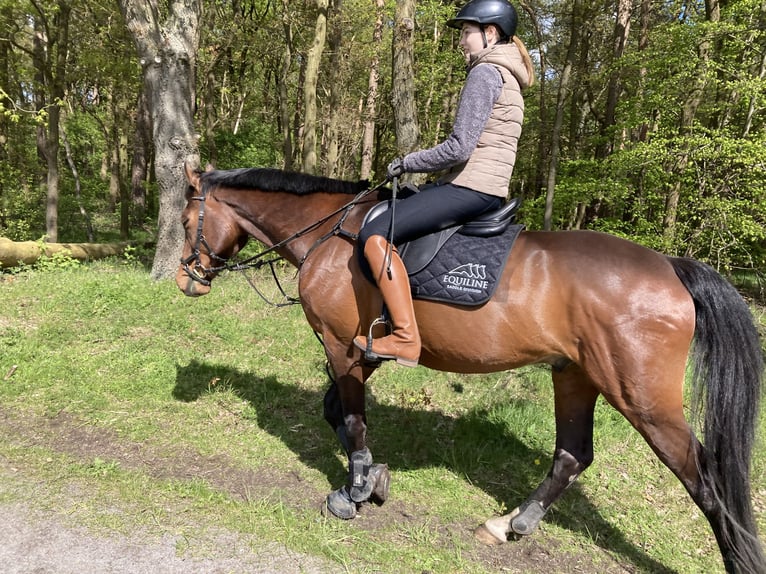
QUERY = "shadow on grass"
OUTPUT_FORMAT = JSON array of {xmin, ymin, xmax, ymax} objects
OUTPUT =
[{"xmin": 173, "ymin": 359, "xmax": 676, "ymax": 574}]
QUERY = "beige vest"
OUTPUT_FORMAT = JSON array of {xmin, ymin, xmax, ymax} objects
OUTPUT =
[{"xmin": 443, "ymin": 43, "xmax": 529, "ymax": 198}]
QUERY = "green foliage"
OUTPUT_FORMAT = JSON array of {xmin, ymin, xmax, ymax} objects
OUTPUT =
[
  {"xmin": 1, "ymin": 0, "xmax": 765, "ymax": 273},
  {"xmin": 0, "ymin": 171, "xmax": 45, "ymax": 241},
  {"xmin": 206, "ymin": 124, "xmax": 280, "ymax": 169}
]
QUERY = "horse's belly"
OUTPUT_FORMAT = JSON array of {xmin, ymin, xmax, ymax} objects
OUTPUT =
[{"xmin": 415, "ymin": 300, "xmax": 557, "ymax": 374}]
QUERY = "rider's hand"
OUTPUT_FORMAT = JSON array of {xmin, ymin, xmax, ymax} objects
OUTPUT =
[{"xmin": 386, "ymin": 158, "xmax": 405, "ymax": 180}]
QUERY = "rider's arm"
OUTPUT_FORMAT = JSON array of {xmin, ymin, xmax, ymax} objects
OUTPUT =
[{"xmin": 401, "ymin": 64, "xmax": 502, "ymax": 173}]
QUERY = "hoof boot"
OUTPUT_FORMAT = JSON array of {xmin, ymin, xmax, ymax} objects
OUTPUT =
[
  {"xmin": 510, "ymin": 500, "xmax": 546, "ymax": 535},
  {"xmin": 348, "ymin": 448, "xmax": 374, "ymax": 503},
  {"xmin": 324, "ymin": 486, "xmax": 357, "ymax": 520}
]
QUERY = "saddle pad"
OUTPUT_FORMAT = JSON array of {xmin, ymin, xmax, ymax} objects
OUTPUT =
[{"xmin": 409, "ymin": 224, "xmax": 524, "ymax": 306}]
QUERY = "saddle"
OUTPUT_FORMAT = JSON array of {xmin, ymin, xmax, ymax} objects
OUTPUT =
[{"xmin": 361, "ymin": 189, "xmax": 521, "ymax": 275}]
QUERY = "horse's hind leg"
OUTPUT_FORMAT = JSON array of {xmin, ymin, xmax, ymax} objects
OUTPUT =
[
  {"xmin": 588, "ymin": 353, "xmax": 744, "ymax": 571},
  {"xmin": 615, "ymin": 396, "xmax": 737, "ymax": 570},
  {"xmin": 476, "ymin": 364, "xmax": 599, "ymax": 544}
]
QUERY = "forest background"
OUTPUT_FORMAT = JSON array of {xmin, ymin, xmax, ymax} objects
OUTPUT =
[{"xmin": 0, "ymin": 0, "xmax": 764, "ymax": 280}]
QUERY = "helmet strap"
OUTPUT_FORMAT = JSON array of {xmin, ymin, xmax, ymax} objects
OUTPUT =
[{"xmin": 480, "ymin": 24, "xmax": 488, "ymax": 48}]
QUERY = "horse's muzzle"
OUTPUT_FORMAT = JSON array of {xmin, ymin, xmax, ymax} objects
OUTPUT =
[{"xmin": 175, "ymin": 267, "xmax": 211, "ymax": 297}]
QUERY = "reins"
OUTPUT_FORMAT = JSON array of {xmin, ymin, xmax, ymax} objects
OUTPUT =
[{"xmin": 182, "ymin": 178, "xmax": 389, "ymax": 308}]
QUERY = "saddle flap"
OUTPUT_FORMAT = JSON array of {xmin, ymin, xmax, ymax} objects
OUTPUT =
[{"xmin": 400, "ymin": 227, "xmax": 460, "ymax": 275}]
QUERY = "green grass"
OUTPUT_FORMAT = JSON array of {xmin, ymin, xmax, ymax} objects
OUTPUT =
[{"xmin": 0, "ymin": 260, "xmax": 764, "ymax": 573}]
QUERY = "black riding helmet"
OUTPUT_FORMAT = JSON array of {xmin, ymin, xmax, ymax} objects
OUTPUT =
[{"xmin": 447, "ymin": 0, "xmax": 518, "ymax": 40}]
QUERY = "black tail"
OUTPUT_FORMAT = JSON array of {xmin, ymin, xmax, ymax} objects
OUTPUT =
[{"xmin": 670, "ymin": 257, "xmax": 765, "ymax": 573}]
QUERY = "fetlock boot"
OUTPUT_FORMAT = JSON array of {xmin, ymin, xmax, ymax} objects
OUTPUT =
[{"xmin": 354, "ymin": 235, "xmax": 421, "ymax": 367}]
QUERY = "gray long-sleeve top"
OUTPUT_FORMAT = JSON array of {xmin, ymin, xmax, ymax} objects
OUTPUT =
[{"xmin": 402, "ymin": 64, "xmax": 503, "ymax": 173}]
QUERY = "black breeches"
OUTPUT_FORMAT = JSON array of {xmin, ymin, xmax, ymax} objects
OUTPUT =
[{"xmin": 358, "ymin": 183, "xmax": 502, "ymax": 248}]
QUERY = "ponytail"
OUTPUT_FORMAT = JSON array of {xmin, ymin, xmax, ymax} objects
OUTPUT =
[{"xmin": 512, "ymin": 36, "xmax": 536, "ymax": 87}]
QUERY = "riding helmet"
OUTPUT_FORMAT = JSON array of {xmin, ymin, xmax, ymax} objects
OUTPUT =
[{"xmin": 447, "ymin": 0, "xmax": 518, "ymax": 39}]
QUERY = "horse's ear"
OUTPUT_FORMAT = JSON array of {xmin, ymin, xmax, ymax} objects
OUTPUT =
[
  {"xmin": 184, "ymin": 161, "xmax": 200, "ymax": 188},
  {"xmin": 204, "ymin": 163, "xmax": 215, "ymax": 172}
]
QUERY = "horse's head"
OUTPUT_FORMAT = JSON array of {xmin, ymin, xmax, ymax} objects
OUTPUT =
[{"xmin": 176, "ymin": 162, "xmax": 244, "ymax": 297}]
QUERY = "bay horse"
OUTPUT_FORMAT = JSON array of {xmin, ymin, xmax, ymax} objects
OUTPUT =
[{"xmin": 175, "ymin": 163, "xmax": 764, "ymax": 573}]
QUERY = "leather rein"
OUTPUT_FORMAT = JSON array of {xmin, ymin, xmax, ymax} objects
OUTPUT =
[{"xmin": 180, "ymin": 180, "xmax": 386, "ymax": 307}]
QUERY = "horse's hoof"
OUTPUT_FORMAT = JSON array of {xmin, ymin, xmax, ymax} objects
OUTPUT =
[
  {"xmin": 510, "ymin": 500, "xmax": 546, "ymax": 535},
  {"xmin": 323, "ymin": 487, "xmax": 357, "ymax": 520},
  {"xmin": 474, "ymin": 524, "xmax": 506, "ymax": 546},
  {"xmin": 368, "ymin": 463, "xmax": 390, "ymax": 504}
]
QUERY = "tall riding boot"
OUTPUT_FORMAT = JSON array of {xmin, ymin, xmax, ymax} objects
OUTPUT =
[{"xmin": 354, "ymin": 235, "xmax": 421, "ymax": 367}]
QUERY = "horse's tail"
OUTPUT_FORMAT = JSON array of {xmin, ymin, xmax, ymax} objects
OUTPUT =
[{"xmin": 669, "ymin": 256, "xmax": 765, "ymax": 573}]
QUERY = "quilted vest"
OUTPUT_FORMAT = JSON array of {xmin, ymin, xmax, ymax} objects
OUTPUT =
[{"xmin": 443, "ymin": 43, "xmax": 530, "ymax": 198}]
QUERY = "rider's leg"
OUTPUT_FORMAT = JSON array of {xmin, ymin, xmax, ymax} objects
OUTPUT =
[
  {"xmin": 354, "ymin": 234, "xmax": 421, "ymax": 367},
  {"xmin": 354, "ymin": 184, "xmax": 501, "ymax": 367}
]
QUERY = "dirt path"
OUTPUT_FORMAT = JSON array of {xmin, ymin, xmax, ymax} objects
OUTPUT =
[
  {"xmin": 0, "ymin": 407, "xmax": 635, "ymax": 574},
  {"xmin": 0, "ymin": 408, "xmax": 343, "ymax": 574},
  {"xmin": 0, "ymin": 501, "xmax": 338, "ymax": 574}
]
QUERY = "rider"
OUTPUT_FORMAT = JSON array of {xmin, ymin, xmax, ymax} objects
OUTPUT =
[{"xmin": 354, "ymin": 0, "xmax": 535, "ymax": 367}]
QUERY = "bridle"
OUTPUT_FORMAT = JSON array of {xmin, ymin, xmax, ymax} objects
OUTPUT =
[
  {"xmin": 179, "ymin": 178, "xmax": 387, "ymax": 305},
  {"xmin": 180, "ymin": 185, "xmax": 229, "ymax": 287}
]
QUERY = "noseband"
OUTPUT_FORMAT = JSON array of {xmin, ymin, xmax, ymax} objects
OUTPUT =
[{"xmin": 180, "ymin": 187, "xmax": 228, "ymax": 286}]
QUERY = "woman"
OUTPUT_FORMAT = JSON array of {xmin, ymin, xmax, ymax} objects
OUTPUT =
[{"xmin": 354, "ymin": 0, "xmax": 535, "ymax": 367}]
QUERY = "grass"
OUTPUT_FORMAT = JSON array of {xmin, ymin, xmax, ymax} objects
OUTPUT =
[{"xmin": 0, "ymin": 258, "xmax": 764, "ymax": 573}]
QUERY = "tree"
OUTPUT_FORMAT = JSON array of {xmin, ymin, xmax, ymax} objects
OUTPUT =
[
  {"xmin": 360, "ymin": 0, "xmax": 386, "ymax": 180},
  {"xmin": 118, "ymin": 0, "xmax": 202, "ymax": 279},
  {"xmin": 543, "ymin": 0, "xmax": 580, "ymax": 231},
  {"xmin": 31, "ymin": 0, "xmax": 71, "ymax": 243},
  {"xmin": 391, "ymin": 0, "xmax": 420, "ymax": 180},
  {"xmin": 302, "ymin": 0, "xmax": 329, "ymax": 174},
  {"xmin": 0, "ymin": 0, "xmax": 762, "ymax": 275}
]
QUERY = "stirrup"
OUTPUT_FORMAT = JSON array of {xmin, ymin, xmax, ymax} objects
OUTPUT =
[{"xmin": 361, "ymin": 316, "xmax": 391, "ymax": 363}]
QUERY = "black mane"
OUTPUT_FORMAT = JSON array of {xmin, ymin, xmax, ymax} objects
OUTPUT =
[{"xmin": 201, "ymin": 167, "xmax": 368, "ymax": 195}]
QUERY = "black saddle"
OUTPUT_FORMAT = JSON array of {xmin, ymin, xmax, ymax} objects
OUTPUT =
[{"xmin": 360, "ymin": 190, "xmax": 522, "ymax": 275}]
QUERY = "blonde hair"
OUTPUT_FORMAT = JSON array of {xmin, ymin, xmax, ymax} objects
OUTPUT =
[{"xmin": 512, "ymin": 36, "xmax": 536, "ymax": 87}]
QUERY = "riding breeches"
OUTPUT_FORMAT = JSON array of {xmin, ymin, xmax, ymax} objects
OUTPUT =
[{"xmin": 358, "ymin": 183, "xmax": 503, "ymax": 249}]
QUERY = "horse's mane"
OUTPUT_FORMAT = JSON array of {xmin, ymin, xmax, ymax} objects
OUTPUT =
[{"xmin": 201, "ymin": 167, "xmax": 369, "ymax": 195}]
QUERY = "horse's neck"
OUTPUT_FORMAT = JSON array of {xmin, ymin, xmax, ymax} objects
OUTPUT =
[{"xmin": 238, "ymin": 190, "xmax": 357, "ymax": 266}]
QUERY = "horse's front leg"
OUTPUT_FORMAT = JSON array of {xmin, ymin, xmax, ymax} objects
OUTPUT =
[
  {"xmin": 322, "ymin": 348, "xmax": 390, "ymax": 519},
  {"xmin": 476, "ymin": 364, "xmax": 599, "ymax": 543}
]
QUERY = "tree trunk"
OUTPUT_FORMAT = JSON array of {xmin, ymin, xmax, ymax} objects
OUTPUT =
[
  {"xmin": 663, "ymin": 0, "xmax": 718, "ymax": 248},
  {"xmin": 391, "ymin": 0, "xmax": 419, "ymax": 181},
  {"xmin": 108, "ymin": 93, "xmax": 121, "ymax": 213},
  {"xmin": 597, "ymin": 0, "xmax": 632, "ymax": 159},
  {"xmin": 278, "ymin": 0, "xmax": 294, "ymax": 171},
  {"xmin": 32, "ymin": 0, "xmax": 71, "ymax": 244},
  {"xmin": 130, "ymin": 89, "xmax": 150, "ymax": 226},
  {"xmin": 360, "ymin": 0, "xmax": 386, "ymax": 180},
  {"xmin": 119, "ymin": 131, "xmax": 130, "ymax": 239},
  {"xmin": 119, "ymin": 0, "xmax": 202, "ymax": 280},
  {"xmin": 544, "ymin": 0, "xmax": 580, "ymax": 230},
  {"xmin": 302, "ymin": 0, "xmax": 328, "ymax": 174},
  {"xmin": 622, "ymin": 0, "xmax": 652, "ymax": 225},
  {"xmin": 0, "ymin": 237, "xmax": 147, "ymax": 268},
  {"xmin": 519, "ymin": 1, "xmax": 548, "ymax": 197},
  {"xmin": 61, "ymin": 128, "xmax": 94, "ymax": 242},
  {"xmin": 0, "ymin": 4, "xmax": 11, "ymax": 163},
  {"xmin": 324, "ymin": 0, "xmax": 343, "ymax": 177}
]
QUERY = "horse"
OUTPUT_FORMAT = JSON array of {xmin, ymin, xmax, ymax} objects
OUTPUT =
[{"xmin": 175, "ymin": 163, "xmax": 765, "ymax": 574}]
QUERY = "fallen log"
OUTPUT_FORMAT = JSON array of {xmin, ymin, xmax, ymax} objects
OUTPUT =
[{"xmin": 0, "ymin": 237, "xmax": 139, "ymax": 268}]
